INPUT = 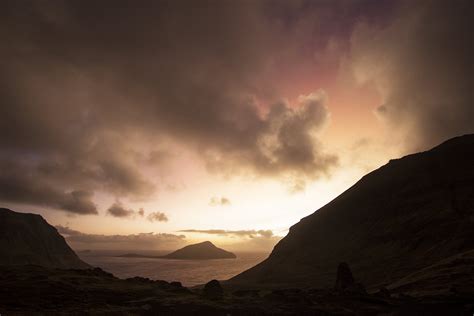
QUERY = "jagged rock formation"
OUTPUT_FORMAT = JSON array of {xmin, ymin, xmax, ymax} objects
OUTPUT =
[
  {"xmin": 162, "ymin": 241, "xmax": 236, "ymax": 260},
  {"xmin": 231, "ymin": 135, "xmax": 474, "ymax": 290},
  {"xmin": 0, "ymin": 208, "xmax": 90, "ymax": 269}
]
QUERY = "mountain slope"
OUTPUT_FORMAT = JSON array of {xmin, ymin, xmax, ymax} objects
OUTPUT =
[
  {"xmin": 387, "ymin": 249, "xmax": 474, "ymax": 297},
  {"xmin": 231, "ymin": 134, "xmax": 474, "ymax": 289},
  {"xmin": 0, "ymin": 208, "xmax": 90, "ymax": 269},
  {"xmin": 163, "ymin": 241, "xmax": 236, "ymax": 260}
]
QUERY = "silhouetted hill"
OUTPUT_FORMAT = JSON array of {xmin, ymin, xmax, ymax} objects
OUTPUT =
[
  {"xmin": 231, "ymin": 134, "xmax": 474, "ymax": 290},
  {"xmin": 162, "ymin": 241, "xmax": 236, "ymax": 260},
  {"xmin": 0, "ymin": 208, "xmax": 90, "ymax": 269}
]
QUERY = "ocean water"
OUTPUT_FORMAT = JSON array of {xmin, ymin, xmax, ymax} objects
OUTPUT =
[{"xmin": 78, "ymin": 250, "xmax": 268, "ymax": 286}]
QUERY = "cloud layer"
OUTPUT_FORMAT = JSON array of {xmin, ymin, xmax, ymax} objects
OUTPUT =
[
  {"xmin": 0, "ymin": 159, "xmax": 97, "ymax": 214},
  {"xmin": 350, "ymin": 0, "xmax": 474, "ymax": 150},
  {"xmin": 0, "ymin": 0, "xmax": 356, "ymax": 213},
  {"xmin": 178, "ymin": 229, "xmax": 274, "ymax": 239},
  {"xmin": 56, "ymin": 225, "xmax": 185, "ymax": 251},
  {"xmin": 1, "ymin": 0, "xmax": 471, "ymax": 216}
]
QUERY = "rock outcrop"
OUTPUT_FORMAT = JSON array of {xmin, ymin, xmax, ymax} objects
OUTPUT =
[
  {"xmin": 203, "ymin": 279, "xmax": 224, "ymax": 299},
  {"xmin": 335, "ymin": 262, "xmax": 366, "ymax": 294},
  {"xmin": 0, "ymin": 208, "xmax": 90, "ymax": 269},
  {"xmin": 162, "ymin": 241, "xmax": 236, "ymax": 260},
  {"xmin": 335, "ymin": 262, "xmax": 355, "ymax": 291},
  {"xmin": 231, "ymin": 134, "xmax": 474, "ymax": 290}
]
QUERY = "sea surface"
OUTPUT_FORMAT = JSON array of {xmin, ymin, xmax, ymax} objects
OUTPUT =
[{"xmin": 78, "ymin": 250, "xmax": 268, "ymax": 286}]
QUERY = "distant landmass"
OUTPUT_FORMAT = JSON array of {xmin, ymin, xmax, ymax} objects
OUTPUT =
[
  {"xmin": 162, "ymin": 241, "xmax": 236, "ymax": 260},
  {"xmin": 0, "ymin": 208, "xmax": 90, "ymax": 269},
  {"xmin": 230, "ymin": 134, "xmax": 474, "ymax": 291},
  {"xmin": 117, "ymin": 241, "xmax": 236, "ymax": 260}
]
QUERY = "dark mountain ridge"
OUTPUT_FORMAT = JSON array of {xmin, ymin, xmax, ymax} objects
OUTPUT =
[
  {"xmin": 0, "ymin": 208, "xmax": 90, "ymax": 269},
  {"xmin": 230, "ymin": 134, "xmax": 474, "ymax": 290}
]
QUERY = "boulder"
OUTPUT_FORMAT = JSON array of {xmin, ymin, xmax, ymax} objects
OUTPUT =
[
  {"xmin": 335, "ymin": 262, "xmax": 355, "ymax": 291},
  {"xmin": 335, "ymin": 262, "xmax": 366, "ymax": 294},
  {"xmin": 203, "ymin": 279, "xmax": 223, "ymax": 299}
]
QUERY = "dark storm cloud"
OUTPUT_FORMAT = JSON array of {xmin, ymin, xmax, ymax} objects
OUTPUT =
[
  {"xmin": 351, "ymin": 0, "xmax": 474, "ymax": 150},
  {"xmin": 60, "ymin": 190, "xmax": 97, "ymax": 215},
  {"xmin": 56, "ymin": 225, "xmax": 185, "ymax": 250},
  {"xmin": 0, "ymin": 158, "xmax": 97, "ymax": 214},
  {"xmin": 98, "ymin": 160, "xmax": 155, "ymax": 197},
  {"xmin": 0, "ymin": 0, "xmax": 398, "ymax": 210},
  {"xmin": 178, "ymin": 229, "xmax": 274, "ymax": 239},
  {"xmin": 202, "ymin": 91, "xmax": 338, "ymax": 190}
]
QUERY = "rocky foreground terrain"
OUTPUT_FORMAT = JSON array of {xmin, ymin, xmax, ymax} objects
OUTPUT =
[{"xmin": 0, "ymin": 263, "xmax": 473, "ymax": 315}]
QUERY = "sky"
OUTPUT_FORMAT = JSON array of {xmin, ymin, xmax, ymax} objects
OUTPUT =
[{"xmin": 0, "ymin": 0, "xmax": 472, "ymax": 252}]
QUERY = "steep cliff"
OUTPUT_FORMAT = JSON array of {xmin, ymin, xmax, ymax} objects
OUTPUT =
[{"xmin": 0, "ymin": 208, "xmax": 90, "ymax": 269}]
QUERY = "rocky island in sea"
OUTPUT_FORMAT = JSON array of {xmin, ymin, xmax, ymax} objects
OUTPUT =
[{"xmin": 116, "ymin": 241, "xmax": 236, "ymax": 260}]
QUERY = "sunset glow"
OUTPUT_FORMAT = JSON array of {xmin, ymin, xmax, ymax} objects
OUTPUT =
[{"xmin": 1, "ymin": 0, "xmax": 471, "ymax": 253}]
